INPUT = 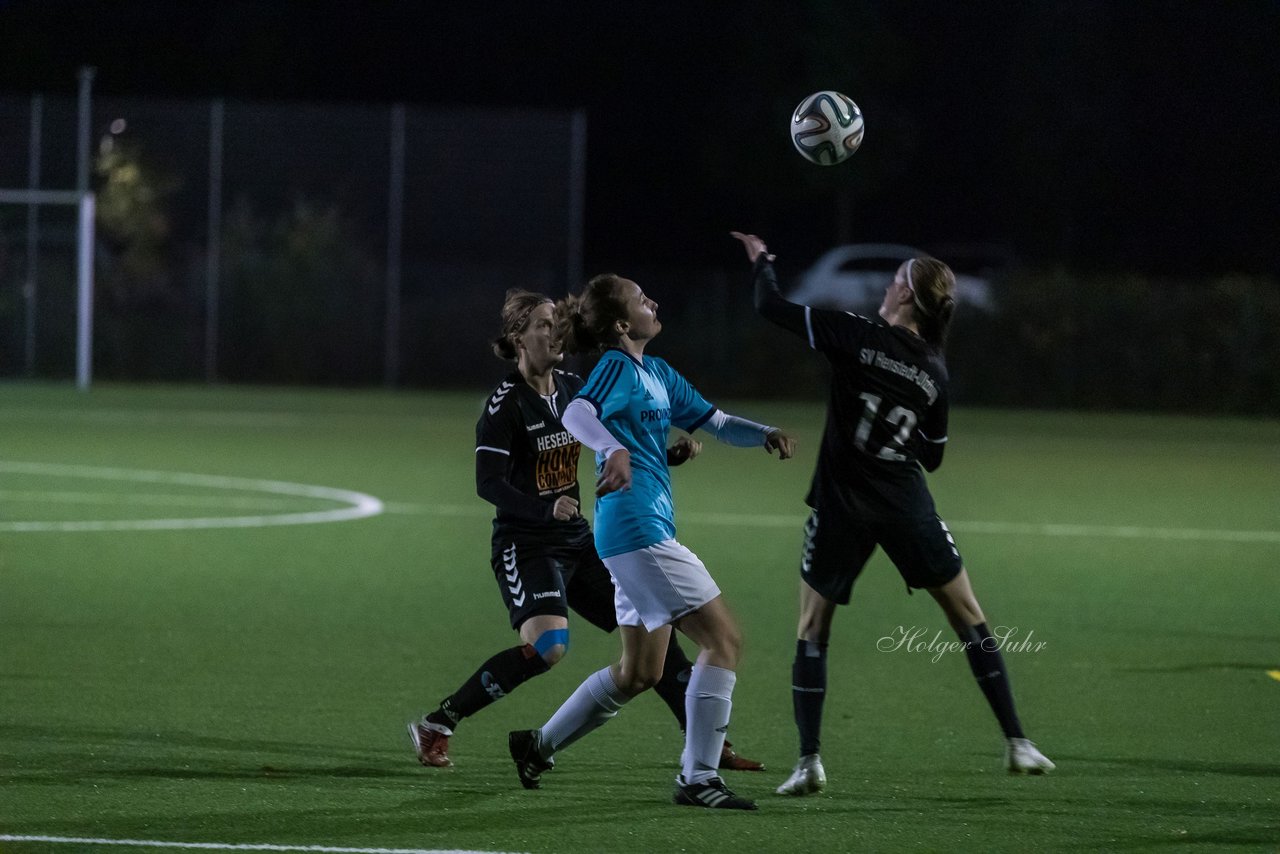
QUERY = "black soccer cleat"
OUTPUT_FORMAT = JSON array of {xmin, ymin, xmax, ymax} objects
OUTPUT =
[
  {"xmin": 508, "ymin": 729, "xmax": 555, "ymax": 790},
  {"xmin": 673, "ymin": 776, "xmax": 758, "ymax": 810}
]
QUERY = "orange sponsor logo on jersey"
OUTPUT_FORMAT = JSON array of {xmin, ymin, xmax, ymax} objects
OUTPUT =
[{"xmin": 536, "ymin": 442, "xmax": 581, "ymax": 492}]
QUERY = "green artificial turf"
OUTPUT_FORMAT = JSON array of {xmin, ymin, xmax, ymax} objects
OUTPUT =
[{"xmin": 1, "ymin": 382, "xmax": 1277, "ymax": 853}]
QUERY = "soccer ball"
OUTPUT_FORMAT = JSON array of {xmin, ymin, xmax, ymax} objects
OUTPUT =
[{"xmin": 791, "ymin": 91, "xmax": 864, "ymax": 166}]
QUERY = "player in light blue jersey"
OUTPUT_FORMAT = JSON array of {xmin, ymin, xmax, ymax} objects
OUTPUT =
[
  {"xmin": 507, "ymin": 273, "xmax": 796, "ymax": 811},
  {"xmin": 574, "ymin": 347, "xmax": 713, "ymax": 558}
]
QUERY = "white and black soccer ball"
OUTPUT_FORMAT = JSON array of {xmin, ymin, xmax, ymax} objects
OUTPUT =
[{"xmin": 790, "ymin": 91, "xmax": 865, "ymax": 166}]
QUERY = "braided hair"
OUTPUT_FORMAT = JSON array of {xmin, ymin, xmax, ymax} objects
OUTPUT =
[{"xmin": 492, "ymin": 289, "xmax": 553, "ymax": 360}]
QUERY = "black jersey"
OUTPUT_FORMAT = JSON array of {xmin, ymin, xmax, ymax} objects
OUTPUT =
[
  {"xmin": 475, "ymin": 369, "xmax": 591, "ymax": 545},
  {"xmin": 754, "ymin": 258, "xmax": 949, "ymax": 519}
]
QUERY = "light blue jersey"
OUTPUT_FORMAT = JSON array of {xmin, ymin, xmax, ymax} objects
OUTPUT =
[{"xmin": 576, "ymin": 349, "xmax": 716, "ymax": 558}]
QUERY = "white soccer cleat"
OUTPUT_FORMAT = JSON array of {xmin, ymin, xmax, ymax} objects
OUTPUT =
[
  {"xmin": 775, "ymin": 754, "xmax": 826, "ymax": 796},
  {"xmin": 1005, "ymin": 738, "xmax": 1055, "ymax": 774}
]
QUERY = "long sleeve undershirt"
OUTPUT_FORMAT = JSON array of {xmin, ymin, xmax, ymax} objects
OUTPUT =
[
  {"xmin": 563, "ymin": 397, "xmax": 772, "ymax": 455},
  {"xmin": 475, "ymin": 449, "xmax": 557, "ymax": 522}
]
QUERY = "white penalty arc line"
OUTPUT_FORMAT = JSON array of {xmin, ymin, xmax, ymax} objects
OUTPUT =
[
  {"xmin": 0, "ymin": 461, "xmax": 383, "ymax": 533},
  {"xmin": 0, "ymin": 837, "xmax": 522, "ymax": 854},
  {"xmin": 0, "ymin": 489, "xmax": 309, "ymax": 511},
  {"xmin": 383, "ymin": 502, "xmax": 1280, "ymax": 544},
  {"xmin": 3, "ymin": 473, "xmax": 1274, "ymax": 544}
]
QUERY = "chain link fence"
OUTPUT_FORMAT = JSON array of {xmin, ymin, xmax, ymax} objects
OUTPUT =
[
  {"xmin": 2, "ymin": 92, "xmax": 1276, "ymax": 414},
  {"xmin": 0, "ymin": 93, "xmax": 582, "ymax": 387}
]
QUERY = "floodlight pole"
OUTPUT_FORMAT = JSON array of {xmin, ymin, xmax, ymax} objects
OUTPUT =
[
  {"xmin": 205, "ymin": 99, "xmax": 224, "ymax": 382},
  {"xmin": 75, "ymin": 66, "xmax": 96, "ymax": 391},
  {"xmin": 25, "ymin": 93, "xmax": 43, "ymax": 377},
  {"xmin": 384, "ymin": 103, "xmax": 406, "ymax": 388},
  {"xmin": 76, "ymin": 68, "xmax": 95, "ymax": 193},
  {"xmin": 567, "ymin": 110, "xmax": 586, "ymax": 294},
  {"xmin": 76, "ymin": 193, "xmax": 96, "ymax": 391}
]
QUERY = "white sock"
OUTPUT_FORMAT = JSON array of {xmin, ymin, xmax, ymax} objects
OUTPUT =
[
  {"xmin": 539, "ymin": 666, "xmax": 630, "ymax": 757},
  {"xmin": 681, "ymin": 663, "xmax": 736, "ymax": 785}
]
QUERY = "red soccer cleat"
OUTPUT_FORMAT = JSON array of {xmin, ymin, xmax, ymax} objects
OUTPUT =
[
  {"xmin": 408, "ymin": 721, "xmax": 453, "ymax": 768},
  {"xmin": 719, "ymin": 739, "xmax": 765, "ymax": 772}
]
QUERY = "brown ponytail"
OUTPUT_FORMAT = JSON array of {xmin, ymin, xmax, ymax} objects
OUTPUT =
[
  {"xmin": 554, "ymin": 273, "xmax": 630, "ymax": 355},
  {"xmin": 907, "ymin": 257, "xmax": 957, "ymax": 349}
]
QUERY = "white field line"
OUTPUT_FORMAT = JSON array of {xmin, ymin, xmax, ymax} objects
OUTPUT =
[
  {"xmin": 384, "ymin": 501, "xmax": 1280, "ymax": 544},
  {"xmin": 0, "ymin": 462, "xmax": 382, "ymax": 533},
  {"xmin": 0, "ymin": 836, "xmax": 522, "ymax": 854},
  {"xmin": 3, "ymin": 474, "xmax": 1276, "ymax": 544},
  {"xmin": 0, "ymin": 489, "xmax": 308, "ymax": 512},
  {"xmin": 0, "ymin": 407, "xmax": 308, "ymax": 427},
  {"xmin": 943, "ymin": 519, "xmax": 1280, "ymax": 543}
]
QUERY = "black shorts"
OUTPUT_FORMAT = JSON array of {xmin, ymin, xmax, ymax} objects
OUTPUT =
[
  {"xmin": 799, "ymin": 505, "xmax": 963, "ymax": 603},
  {"xmin": 490, "ymin": 536, "xmax": 619, "ymax": 633}
]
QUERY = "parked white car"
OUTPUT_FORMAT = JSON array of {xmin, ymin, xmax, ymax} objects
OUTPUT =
[{"xmin": 787, "ymin": 243, "xmax": 997, "ymax": 313}]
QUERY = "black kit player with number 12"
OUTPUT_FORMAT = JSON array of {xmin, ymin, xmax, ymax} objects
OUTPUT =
[{"xmin": 729, "ymin": 231, "xmax": 1055, "ymax": 796}]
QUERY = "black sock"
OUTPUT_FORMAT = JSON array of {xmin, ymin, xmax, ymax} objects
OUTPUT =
[
  {"xmin": 426, "ymin": 644, "xmax": 550, "ymax": 729},
  {"xmin": 653, "ymin": 634, "xmax": 694, "ymax": 731},
  {"xmin": 959, "ymin": 622, "xmax": 1025, "ymax": 739},
  {"xmin": 792, "ymin": 639, "xmax": 827, "ymax": 756}
]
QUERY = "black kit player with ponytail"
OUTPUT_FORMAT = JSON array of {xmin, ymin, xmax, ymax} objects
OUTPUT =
[{"xmin": 729, "ymin": 232, "xmax": 1055, "ymax": 796}]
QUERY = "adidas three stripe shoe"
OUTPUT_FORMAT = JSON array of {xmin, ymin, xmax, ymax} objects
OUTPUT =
[{"xmin": 674, "ymin": 775, "xmax": 758, "ymax": 810}]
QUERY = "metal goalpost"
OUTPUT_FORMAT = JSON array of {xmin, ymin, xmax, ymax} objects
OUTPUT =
[{"xmin": 0, "ymin": 188, "xmax": 96, "ymax": 390}]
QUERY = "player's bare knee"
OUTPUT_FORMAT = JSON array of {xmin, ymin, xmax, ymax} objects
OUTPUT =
[
  {"xmin": 702, "ymin": 625, "xmax": 743, "ymax": 669},
  {"xmin": 615, "ymin": 663, "xmax": 661, "ymax": 695},
  {"xmin": 633, "ymin": 672, "xmax": 661, "ymax": 693},
  {"xmin": 726, "ymin": 625, "xmax": 744, "ymax": 665},
  {"xmin": 796, "ymin": 613, "xmax": 832, "ymax": 645}
]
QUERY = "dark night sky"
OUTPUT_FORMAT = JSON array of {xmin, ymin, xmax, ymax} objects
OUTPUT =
[{"xmin": 1, "ymin": 0, "xmax": 1276, "ymax": 275}]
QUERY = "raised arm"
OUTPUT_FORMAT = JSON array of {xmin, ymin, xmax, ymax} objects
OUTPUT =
[{"xmin": 729, "ymin": 231, "xmax": 809, "ymax": 338}]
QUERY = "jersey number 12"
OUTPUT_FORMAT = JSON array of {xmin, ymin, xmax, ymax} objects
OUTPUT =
[{"xmin": 854, "ymin": 392, "xmax": 916, "ymax": 461}]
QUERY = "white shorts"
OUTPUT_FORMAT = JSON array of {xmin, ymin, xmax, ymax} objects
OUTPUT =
[{"xmin": 603, "ymin": 539, "xmax": 721, "ymax": 631}]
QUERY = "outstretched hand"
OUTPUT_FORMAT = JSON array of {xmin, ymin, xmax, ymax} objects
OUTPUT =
[
  {"xmin": 730, "ymin": 231, "xmax": 776, "ymax": 264},
  {"xmin": 596, "ymin": 449, "xmax": 633, "ymax": 496},
  {"xmin": 764, "ymin": 428, "xmax": 796, "ymax": 460}
]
